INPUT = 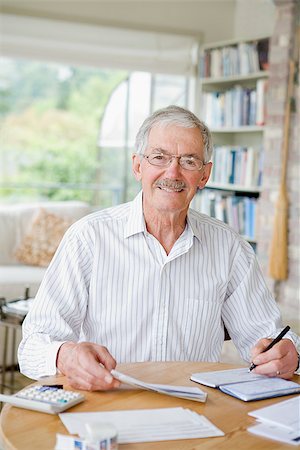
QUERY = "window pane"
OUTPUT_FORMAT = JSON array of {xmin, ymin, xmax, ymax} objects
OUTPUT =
[
  {"xmin": 128, "ymin": 72, "xmax": 151, "ymax": 147},
  {"xmin": 152, "ymin": 74, "xmax": 188, "ymax": 111},
  {"xmin": 0, "ymin": 57, "xmax": 127, "ymax": 204}
]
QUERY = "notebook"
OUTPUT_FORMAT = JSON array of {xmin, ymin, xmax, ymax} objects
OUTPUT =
[{"xmin": 190, "ymin": 368, "xmax": 300, "ymax": 401}]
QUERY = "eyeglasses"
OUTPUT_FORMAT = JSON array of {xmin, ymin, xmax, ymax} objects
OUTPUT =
[{"xmin": 141, "ymin": 152, "xmax": 205, "ymax": 171}]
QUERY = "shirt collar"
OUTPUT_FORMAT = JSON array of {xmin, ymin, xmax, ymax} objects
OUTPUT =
[
  {"xmin": 124, "ymin": 190, "xmax": 202, "ymax": 244},
  {"xmin": 124, "ymin": 190, "xmax": 146, "ymax": 238},
  {"xmin": 187, "ymin": 209, "xmax": 202, "ymax": 243}
]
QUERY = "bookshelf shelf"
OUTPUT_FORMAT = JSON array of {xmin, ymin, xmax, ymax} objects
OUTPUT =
[
  {"xmin": 200, "ymin": 35, "xmax": 270, "ymax": 50},
  {"xmin": 206, "ymin": 182, "xmax": 262, "ymax": 194},
  {"xmin": 196, "ymin": 36, "xmax": 270, "ymax": 244},
  {"xmin": 201, "ymin": 71, "xmax": 269, "ymax": 85}
]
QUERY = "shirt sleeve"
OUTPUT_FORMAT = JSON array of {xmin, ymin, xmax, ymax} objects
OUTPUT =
[
  {"xmin": 18, "ymin": 222, "xmax": 94, "ymax": 380},
  {"xmin": 221, "ymin": 238, "xmax": 300, "ymax": 363}
]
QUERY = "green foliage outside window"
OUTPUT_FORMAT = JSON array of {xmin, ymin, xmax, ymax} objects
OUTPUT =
[{"xmin": 0, "ymin": 58, "xmax": 127, "ymax": 204}]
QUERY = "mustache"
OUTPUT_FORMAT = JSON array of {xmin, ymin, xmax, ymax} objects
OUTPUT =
[{"xmin": 154, "ymin": 178, "xmax": 186, "ymax": 190}]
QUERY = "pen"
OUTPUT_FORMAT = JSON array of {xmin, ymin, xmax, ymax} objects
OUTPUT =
[{"xmin": 249, "ymin": 325, "xmax": 290, "ymax": 372}]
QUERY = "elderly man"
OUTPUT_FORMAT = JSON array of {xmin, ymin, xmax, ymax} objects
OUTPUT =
[{"xmin": 18, "ymin": 105, "xmax": 300, "ymax": 390}]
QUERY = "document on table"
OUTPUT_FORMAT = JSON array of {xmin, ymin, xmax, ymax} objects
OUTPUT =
[
  {"xmin": 247, "ymin": 396, "xmax": 300, "ymax": 446},
  {"xmin": 59, "ymin": 407, "xmax": 224, "ymax": 443},
  {"xmin": 248, "ymin": 395, "xmax": 300, "ymax": 431},
  {"xmin": 190, "ymin": 367, "xmax": 265, "ymax": 388},
  {"xmin": 248, "ymin": 422, "xmax": 300, "ymax": 446},
  {"xmin": 111, "ymin": 369, "xmax": 207, "ymax": 402}
]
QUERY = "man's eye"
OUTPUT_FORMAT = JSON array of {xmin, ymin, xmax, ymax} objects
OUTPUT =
[
  {"xmin": 152, "ymin": 154, "xmax": 165, "ymax": 160},
  {"xmin": 183, "ymin": 158, "xmax": 196, "ymax": 166}
]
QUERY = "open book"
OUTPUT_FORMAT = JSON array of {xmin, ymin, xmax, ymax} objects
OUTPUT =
[
  {"xmin": 190, "ymin": 368, "xmax": 300, "ymax": 402},
  {"xmin": 111, "ymin": 369, "xmax": 207, "ymax": 402}
]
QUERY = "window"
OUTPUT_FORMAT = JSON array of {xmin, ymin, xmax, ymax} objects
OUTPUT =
[
  {"xmin": 0, "ymin": 57, "xmax": 127, "ymax": 205},
  {"xmin": 98, "ymin": 72, "xmax": 189, "ymax": 205},
  {"xmin": 1, "ymin": 57, "xmax": 190, "ymax": 207}
]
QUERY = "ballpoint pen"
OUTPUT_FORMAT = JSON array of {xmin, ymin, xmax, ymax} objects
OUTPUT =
[{"xmin": 249, "ymin": 325, "xmax": 290, "ymax": 371}]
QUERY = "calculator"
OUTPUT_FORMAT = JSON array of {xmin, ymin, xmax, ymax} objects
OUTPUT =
[{"xmin": 0, "ymin": 385, "xmax": 85, "ymax": 414}]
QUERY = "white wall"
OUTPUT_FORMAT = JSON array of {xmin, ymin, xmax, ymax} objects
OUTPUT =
[
  {"xmin": 1, "ymin": 1, "xmax": 236, "ymax": 42},
  {"xmin": 234, "ymin": 0, "xmax": 275, "ymax": 39},
  {"xmin": 1, "ymin": 1, "xmax": 276, "ymax": 46}
]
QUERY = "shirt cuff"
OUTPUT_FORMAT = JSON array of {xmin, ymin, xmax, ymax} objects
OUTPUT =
[{"xmin": 45, "ymin": 341, "xmax": 67, "ymax": 376}]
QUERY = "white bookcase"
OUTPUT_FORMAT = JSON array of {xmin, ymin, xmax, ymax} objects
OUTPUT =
[{"xmin": 194, "ymin": 36, "xmax": 270, "ymax": 247}]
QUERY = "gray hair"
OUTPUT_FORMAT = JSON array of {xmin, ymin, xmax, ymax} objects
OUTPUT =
[{"xmin": 135, "ymin": 105, "xmax": 213, "ymax": 163}]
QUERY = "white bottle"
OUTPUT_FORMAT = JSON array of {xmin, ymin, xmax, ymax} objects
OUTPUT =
[{"xmin": 84, "ymin": 422, "xmax": 118, "ymax": 450}]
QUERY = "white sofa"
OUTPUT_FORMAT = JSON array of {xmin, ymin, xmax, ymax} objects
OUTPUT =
[
  {"xmin": 0, "ymin": 201, "xmax": 91, "ymax": 301},
  {"xmin": 0, "ymin": 201, "xmax": 91, "ymax": 369}
]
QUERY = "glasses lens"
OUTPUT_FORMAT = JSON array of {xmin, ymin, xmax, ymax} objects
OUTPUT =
[
  {"xmin": 180, "ymin": 157, "xmax": 203, "ymax": 171},
  {"xmin": 147, "ymin": 153, "xmax": 171, "ymax": 166}
]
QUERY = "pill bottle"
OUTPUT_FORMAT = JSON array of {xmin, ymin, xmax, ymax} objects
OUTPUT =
[{"xmin": 84, "ymin": 422, "xmax": 118, "ymax": 450}]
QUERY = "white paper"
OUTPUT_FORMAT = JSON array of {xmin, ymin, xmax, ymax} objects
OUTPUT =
[
  {"xmin": 190, "ymin": 368, "xmax": 265, "ymax": 388},
  {"xmin": 3, "ymin": 298, "xmax": 34, "ymax": 315},
  {"xmin": 59, "ymin": 407, "xmax": 224, "ymax": 443},
  {"xmin": 249, "ymin": 396, "xmax": 300, "ymax": 431},
  {"xmin": 111, "ymin": 369, "xmax": 207, "ymax": 402},
  {"xmin": 248, "ymin": 422, "xmax": 300, "ymax": 446}
]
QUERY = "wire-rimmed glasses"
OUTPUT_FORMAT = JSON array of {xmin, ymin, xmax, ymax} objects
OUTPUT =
[{"xmin": 141, "ymin": 152, "xmax": 205, "ymax": 171}]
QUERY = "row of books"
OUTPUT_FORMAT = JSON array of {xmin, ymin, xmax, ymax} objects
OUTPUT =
[
  {"xmin": 201, "ymin": 80, "xmax": 267, "ymax": 127},
  {"xmin": 192, "ymin": 190, "xmax": 257, "ymax": 239},
  {"xmin": 210, "ymin": 146, "xmax": 263, "ymax": 187},
  {"xmin": 200, "ymin": 38, "xmax": 269, "ymax": 78}
]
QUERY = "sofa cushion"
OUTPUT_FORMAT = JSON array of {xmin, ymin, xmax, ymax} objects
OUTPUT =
[
  {"xmin": 0, "ymin": 201, "xmax": 91, "ymax": 265},
  {"xmin": 15, "ymin": 208, "xmax": 73, "ymax": 267}
]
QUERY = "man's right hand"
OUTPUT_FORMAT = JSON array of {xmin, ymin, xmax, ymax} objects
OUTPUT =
[{"xmin": 56, "ymin": 342, "xmax": 121, "ymax": 391}]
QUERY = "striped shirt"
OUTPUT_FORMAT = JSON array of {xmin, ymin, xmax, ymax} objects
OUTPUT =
[{"xmin": 18, "ymin": 191, "xmax": 300, "ymax": 379}]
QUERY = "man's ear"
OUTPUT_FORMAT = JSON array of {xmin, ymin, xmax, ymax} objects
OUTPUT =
[
  {"xmin": 132, "ymin": 153, "xmax": 142, "ymax": 181},
  {"xmin": 197, "ymin": 162, "xmax": 212, "ymax": 190}
]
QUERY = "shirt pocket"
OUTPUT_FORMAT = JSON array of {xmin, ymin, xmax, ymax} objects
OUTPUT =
[{"xmin": 174, "ymin": 297, "xmax": 222, "ymax": 341}]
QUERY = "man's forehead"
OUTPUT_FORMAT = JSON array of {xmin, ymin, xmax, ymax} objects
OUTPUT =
[{"xmin": 148, "ymin": 124, "xmax": 204, "ymax": 149}]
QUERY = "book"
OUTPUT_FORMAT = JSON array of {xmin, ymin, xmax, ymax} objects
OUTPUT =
[
  {"xmin": 111, "ymin": 369, "xmax": 207, "ymax": 402},
  {"xmin": 190, "ymin": 368, "xmax": 300, "ymax": 402}
]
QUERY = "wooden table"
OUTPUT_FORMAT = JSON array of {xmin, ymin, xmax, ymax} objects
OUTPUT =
[{"xmin": 1, "ymin": 361, "xmax": 299, "ymax": 449}]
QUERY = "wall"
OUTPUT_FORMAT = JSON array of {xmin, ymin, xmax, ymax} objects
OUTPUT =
[
  {"xmin": 257, "ymin": 0, "xmax": 300, "ymax": 315},
  {"xmin": 1, "ymin": 0, "xmax": 274, "ymax": 43},
  {"xmin": 234, "ymin": 0, "xmax": 275, "ymax": 39}
]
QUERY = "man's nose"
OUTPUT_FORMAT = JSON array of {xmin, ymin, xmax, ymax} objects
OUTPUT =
[{"xmin": 166, "ymin": 156, "xmax": 182, "ymax": 172}]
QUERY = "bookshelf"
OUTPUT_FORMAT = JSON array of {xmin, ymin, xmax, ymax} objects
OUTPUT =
[{"xmin": 194, "ymin": 36, "xmax": 270, "ymax": 247}]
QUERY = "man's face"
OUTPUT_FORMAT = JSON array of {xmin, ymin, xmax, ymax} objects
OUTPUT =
[{"xmin": 132, "ymin": 124, "xmax": 212, "ymax": 215}]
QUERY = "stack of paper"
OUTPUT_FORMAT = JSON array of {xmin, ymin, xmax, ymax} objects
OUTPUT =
[
  {"xmin": 111, "ymin": 369, "xmax": 207, "ymax": 402},
  {"xmin": 60, "ymin": 407, "xmax": 224, "ymax": 443},
  {"xmin": 248, "ymin": 396, "xmax": 300, "ymax": 446}
]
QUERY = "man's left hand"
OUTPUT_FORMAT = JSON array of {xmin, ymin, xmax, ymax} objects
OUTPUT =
[{"xmin": 250, "ymin": 338, "xmax": 298, "ymax": 379}]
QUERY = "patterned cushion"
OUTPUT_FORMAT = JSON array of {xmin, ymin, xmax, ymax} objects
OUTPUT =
[{"xmin": 15, "ymin": 208, "xmax": 73, "ymax": 267}]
